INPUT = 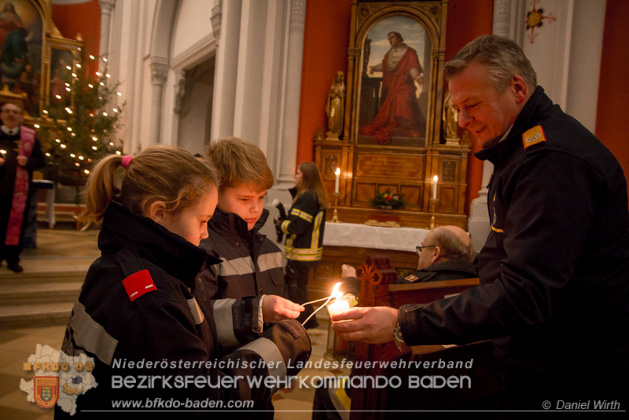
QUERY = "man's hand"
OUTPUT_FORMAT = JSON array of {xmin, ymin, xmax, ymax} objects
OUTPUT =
[
  {"xmin": 262, "ymin": 295, "xmax": 304, "ymax": 322},
  {"xmin": 330, "ymin": 306, "xmax": 399, "ymax": 343},
  {"xmin": 341, "ymin": 264, "xmax": 356, "ymax": 278},
  {"xmin": 17, "ymin": 155, "xmax": 27, "ymax": 166}
]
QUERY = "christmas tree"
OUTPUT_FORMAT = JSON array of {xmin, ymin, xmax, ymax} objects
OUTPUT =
[{"xmin": 38, "ymin": 50, "xmax": 124, "ymax": 203}]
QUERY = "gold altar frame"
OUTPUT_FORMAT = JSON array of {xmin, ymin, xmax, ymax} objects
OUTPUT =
[
  {"xmin": 316, "ymin": 1, "xmax": 470, "ymax": 229},
  {"xmin": 0, "ymin": 0, "xmax": 82, "ymax": 125}
]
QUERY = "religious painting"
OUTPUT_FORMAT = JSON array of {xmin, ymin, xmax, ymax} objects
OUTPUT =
[
  {"xmin": 357, "ymin": 14, "xmax": 431, "ymax": 147},
  {"xmin": 0, "ymin": 0, "xmax": 43, "ymax": 117},
  {"xmin": 48, "ymin": 46, "xmax": 76, "ymax": 110}
]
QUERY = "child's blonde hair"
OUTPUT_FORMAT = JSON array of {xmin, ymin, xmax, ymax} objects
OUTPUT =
[
  {"xmin": 79, "ymin": 145, "xmax": 218, "ymax": 227},
  {"xmin": 205, "ymin": 137, "xmax": 274, "ymax": 192},
  {"xmin": 295, "ymin": 162, "xmax": 330, "ymax": 209}
]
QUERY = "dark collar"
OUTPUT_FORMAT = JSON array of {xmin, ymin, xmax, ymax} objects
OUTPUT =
[
  {"xmin": 474, "ymin": 86, "xmax": 553, "ymax": 164},
  {"xmin": 208, "ymin": 206, "xmax": 269, "ymax": 238},
  {"xmin": 99, "ymin": 203, "xmax": 219, "ymax": 284},
  {"xmin": 426, "ymin": 260, "xmax": 478, "ymax": 276}
]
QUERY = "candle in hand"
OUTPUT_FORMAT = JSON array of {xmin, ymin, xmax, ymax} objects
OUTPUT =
[
  {"xmin": 327, "ymin": 299, "xmax": 351, "ymax": 320},
  {"xmin": 335, "ymin": 168, "xmax": 341, "ymax": 194},
  {"xmin": 432, "ymin": 175, "xmax": 438, "ymax": 199}
]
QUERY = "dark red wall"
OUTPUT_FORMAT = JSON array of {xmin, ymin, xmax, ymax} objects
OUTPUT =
[
  {"xmin": 596, "ymin": 0, "xmax": 629, "ymax": 199},
  {"xmin": 51, "ymin": 0, "xmax": 100, "ymax": 74}
]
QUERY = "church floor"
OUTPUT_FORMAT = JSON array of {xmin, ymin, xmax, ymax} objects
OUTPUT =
[{"xmin": 0, "ymin": 227, "xmax": 345, "ymax": 419}]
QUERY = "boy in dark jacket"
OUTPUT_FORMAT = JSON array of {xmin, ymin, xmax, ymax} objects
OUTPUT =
[{"xmin": 196, "ymin": 137, "xmax": 303, "ymax": 355}]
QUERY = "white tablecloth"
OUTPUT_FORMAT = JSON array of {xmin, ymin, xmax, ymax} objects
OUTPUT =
[{"xmin": 323, "ymin": 222, "xmax": 429, "ymax": 253}]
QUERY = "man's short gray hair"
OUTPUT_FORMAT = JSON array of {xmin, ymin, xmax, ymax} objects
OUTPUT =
[
  {"xmin": 444, "ymin": 35, "xmax": 537, "ymax": 93},
  {"xmin": 431, "ymin": 228, "xmax": 476, "ymax": 264}
]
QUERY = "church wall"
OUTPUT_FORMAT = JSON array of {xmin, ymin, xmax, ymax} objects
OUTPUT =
[
  {"xmin": 596, "ymin": 0, "xmax": 629, "ymax": 188},
  {"xmin": 171, "ymin": 0, "xmax": 214, "ymax": 59},
  {"xmin": 49, "ymin": 0, "xmax": 629, "ymax": 212}
]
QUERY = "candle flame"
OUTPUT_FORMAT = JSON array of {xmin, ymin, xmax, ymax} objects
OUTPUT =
[
  {"xmin": 433, "ymin": 175, "xmax": 438, "ymax": 182},
  {"xmin": 331, "ymin": 282, "xmax": 343, "ymax": 300},
  {"xmin": 335, "ymin": 167, "xmax": 341, "ymax": 176}
]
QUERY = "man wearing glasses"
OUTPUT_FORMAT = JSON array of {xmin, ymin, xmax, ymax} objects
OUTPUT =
[{"xmin": 400, "ymin": 225, "xmax": 476, "ymax": 284}]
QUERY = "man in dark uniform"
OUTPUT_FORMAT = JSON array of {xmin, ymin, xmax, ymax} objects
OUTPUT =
[
  {"xmin": 398, "ymin": 225, "xmax": 476, "ymax": 284},
  {"xmin": 332, "ymin": 35, "xmax": 629, "ymax": 410},
  {"xmin": 313, "ymin": 225, "xmax": 477, "ymax": 418},
  {"xmin": 0, "ymin": 102, "xmax": 45, "ymax": 272}
]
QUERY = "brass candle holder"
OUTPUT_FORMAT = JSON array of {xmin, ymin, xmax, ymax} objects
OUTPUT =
[
  {"xmin": 429, "ymin": 198, "xmax": 439, "ymax": 230},
  {"xmin": 331, "ymin": 192, "xmax": 341, "ymax": 223}
]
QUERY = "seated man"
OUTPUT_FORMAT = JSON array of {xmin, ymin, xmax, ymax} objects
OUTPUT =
[
  {"xmin": 398, "ymin": 225, "xmax": 477, "ymax": 283},
  {"xmin": 313, "ymin": 225, "xmax": 477, "ymax": 419}
]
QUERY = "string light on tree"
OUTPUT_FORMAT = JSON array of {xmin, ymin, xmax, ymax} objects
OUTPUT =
[{"xmin": 37, "ymin": 48, "xmax": 125, "ymax": 204}]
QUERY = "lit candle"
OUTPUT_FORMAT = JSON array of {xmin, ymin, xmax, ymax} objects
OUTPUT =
[
  {"xmin": 0, "ymin": 149, "xmax": 6, "ymax": 155},
  {"xmin": 327, "ymin": 299, "xmax": 351, "ymax": 319},
  {"xmin": 335, "ymin": 168, "xmax": 341, "ymax": 194},
  {"xmin": 432, "ymin": 175, "xmax": 438, "ymax": 199}
]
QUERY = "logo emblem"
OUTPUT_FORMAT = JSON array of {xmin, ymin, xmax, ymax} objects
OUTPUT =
[
  {"xmin": 522, "ymin": 125, "xmax": 546, "ymax": 149},
  {"xmin": 34, "ymin": 376, "xmax": 59, "ymax": 409}
]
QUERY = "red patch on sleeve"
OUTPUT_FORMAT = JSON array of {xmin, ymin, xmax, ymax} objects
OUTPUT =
[{"xmin": 122, "ymin": 269, "xmax": 156, "ymax": 302}]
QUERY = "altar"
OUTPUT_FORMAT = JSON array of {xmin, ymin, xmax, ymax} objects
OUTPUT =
[{"xmin": 309, "ymin": 222, "xmax": 429, "ymax": 299}]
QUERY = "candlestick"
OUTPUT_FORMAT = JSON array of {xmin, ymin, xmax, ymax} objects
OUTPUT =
[
  {"xmin": 301, "ymin": 282, "xmax": 343, "ymax": 327},
  {"xmin": 334, "ymin": 168, "xmax": 341, "ymax": 194},
  {"xmin": 432, "ymin": 175, "xmax": 438, "ymax": 199},
  {"xmin": 331, "ymin": 192, "xmax": 340, "ymax": 223}
]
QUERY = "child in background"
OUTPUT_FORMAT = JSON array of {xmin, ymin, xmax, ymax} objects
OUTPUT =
[
  {"xmin": 276, "ymin": 162, "xmax": 329, "ymax": 329},
  {"xmin": 196, "ymin": 137, "xmax": 303, "ymax": 355},
  {"xmin": 56, "ymin": 146, "xmax": 310, "ymax": 419}
]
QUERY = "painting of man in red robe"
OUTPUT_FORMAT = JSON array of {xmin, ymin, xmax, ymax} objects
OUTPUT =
[{"xmin": 360, "ymin": 31, "xmax": 426, "ymax": 145}]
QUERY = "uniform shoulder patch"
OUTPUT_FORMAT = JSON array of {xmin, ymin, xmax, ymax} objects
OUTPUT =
[
  {"xmin": 404, "ymin": 274, "xmax": 419, "ymax": 283},
  {"xmin": 522, "ymin": 125, "xmax": 547, "ymax": 149},
  {"xmin": 122, "ymin": 269, "xmax": 157, "ymax": 302}
]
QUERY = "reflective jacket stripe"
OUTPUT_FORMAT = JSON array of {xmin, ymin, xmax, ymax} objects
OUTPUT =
[
  {"xmin": 285, "ymin": 209, "xmax": 324, "ymax": 261},
  {"xmin": 290, "ymin": 208, "xmax": 313, "ymax": 223},
  {"xmin": 218, "ymin": 256, "xmax": 255, "ymax": 276},
  {"xmin": 257, "ymin": 252, "xmax": 283, "ymax": 273},
  {"xmin": 70, "ymin": 301, "xmax": 118, "ymax": 366},
  {"xmin": 212, "ymin": 299, "xmax": 239, "ymax": 347},
  {"xmin": 240, "ymin": 337, "xmax": 287, "ymax": 392},
  {"xmin": 187, "ymin": 298, "xmax": 205, "ymax": 325},
  {"xmin": 280, "ymin": 220, "xmax": 291, "ymax": 234}
]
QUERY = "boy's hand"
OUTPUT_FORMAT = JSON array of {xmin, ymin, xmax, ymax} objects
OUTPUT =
[{"xmin": 263, "ymin": 295, "xmax": 304, "ymax": 322}]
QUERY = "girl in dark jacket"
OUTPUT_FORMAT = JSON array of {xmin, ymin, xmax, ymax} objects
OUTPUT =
[
  {"xmin": 55, "ymin": 146, "xmax": 310, "ymax": 419},
  {"xmin": 279, "ymin": 162, "xmax": 329, "ymax": 329}
]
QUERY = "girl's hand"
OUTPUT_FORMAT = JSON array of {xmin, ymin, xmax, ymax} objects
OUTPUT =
[{"xmin": 263, "ymin": 295, "xmax": 304, "ymax": 322}]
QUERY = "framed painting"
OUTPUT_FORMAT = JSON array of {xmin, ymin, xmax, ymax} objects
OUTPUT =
[{"xmin": 348, "ymin": 1, "xmax": 447, "ymax": 148}]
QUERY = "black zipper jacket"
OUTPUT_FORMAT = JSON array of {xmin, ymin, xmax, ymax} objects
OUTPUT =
[{"xmin": 399, "ymin": 87, "xmax": 629, "ymax": 400}]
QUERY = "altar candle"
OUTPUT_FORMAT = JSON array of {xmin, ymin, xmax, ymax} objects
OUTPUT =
[
  {"xmin": 335, "ymin": 168, "xmax": 341, "ymax": 194},
  {"xmin": 432, "ymin": 175, "xmax": 438, "ymax": 199}
]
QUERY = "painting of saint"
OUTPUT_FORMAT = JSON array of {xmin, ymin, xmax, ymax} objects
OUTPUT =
[{"xmin": 358, "ymin": 16, "xmax": 430, "ymax": 146}]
